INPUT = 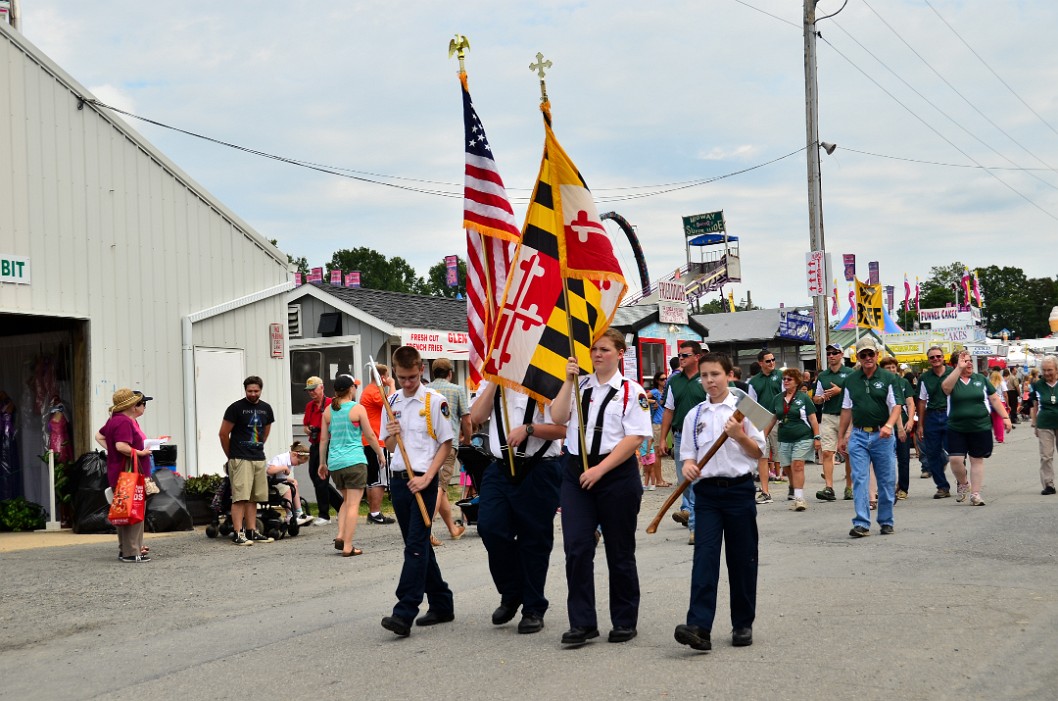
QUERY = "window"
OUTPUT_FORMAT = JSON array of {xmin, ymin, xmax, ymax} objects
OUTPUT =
[{"xmin": 287, "ymin": 305, "xmax": 302, "ymax": 338}]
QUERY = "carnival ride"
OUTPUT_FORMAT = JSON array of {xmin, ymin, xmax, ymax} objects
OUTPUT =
[{"xmin": 619, "ymin": 223, "xmax": 741, "ymax": 307}]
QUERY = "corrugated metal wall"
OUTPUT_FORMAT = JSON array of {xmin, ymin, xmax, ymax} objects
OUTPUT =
[{"xmin": 0, "ymin": 24, "xmax": 293, "ymax": 468}]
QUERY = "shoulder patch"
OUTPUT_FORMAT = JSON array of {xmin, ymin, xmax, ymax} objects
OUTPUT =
[
  {"xmin": 638, "ymin": 393, "xmax": 649, "ymax": 410},
  {"xmin": 440, "ymin": 400, "xmax": 451, "ymax": 418}
]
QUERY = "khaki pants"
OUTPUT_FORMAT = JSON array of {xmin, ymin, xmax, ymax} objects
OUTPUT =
[
  {"xmin": 1038, "ymin": 427, "xmax": 1057, "ymax": 488},
  {"xmin": 117, "ymin": 521, "xmax": 144, "ymax": 558}
]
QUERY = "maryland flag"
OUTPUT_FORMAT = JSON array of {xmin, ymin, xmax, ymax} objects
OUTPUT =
[
  {"xmin": 855, "ymin": 278, "xmax": 884, "ymax": 331},
  {"xmin": 483, "ymin": 102, "xmax": 626, "ymax": 404}
]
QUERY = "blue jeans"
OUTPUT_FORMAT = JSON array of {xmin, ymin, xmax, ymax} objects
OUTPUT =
[
  {"xmin": 687, "ymin": 478, "xmax": 757, "ymax": 632},
  {"xmin": 673, "ymin": 431, "xmax": 696, "ymax": 529},
  {"xmin": 477, "ymin": 458, "xmax": 562, "ymax": 617},
  {"xmin": 390, "ymin": 474, "xmax": 453, "ymax": 623},
  {"xmin": 848, "ymin": 428, "xmax": 895, "ymax": 529},
  {"xmin": 921, "ymin": 410, "xmax": 950, "ymax": 491}
]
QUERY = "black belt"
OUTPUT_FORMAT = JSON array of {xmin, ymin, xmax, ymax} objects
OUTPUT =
[
  {"xmin": 699, "ymin": 473, "xmax": 753, "ymax": 487},
  {"xmin": 926, "ymin": 408, "xmax": 946, "ymax": 413},
  {"xmin": 390, "ymin": 470, "xmax": 426, "ymax": 480}
]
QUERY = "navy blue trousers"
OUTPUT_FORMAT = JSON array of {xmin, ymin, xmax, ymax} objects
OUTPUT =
[
  {"xmin": 560, "ymin": 454, "xmax": 642, "ymax": 630},
  {"xmin": 686, "ymin": 478, "xmax": 758, "ymax": 632},
  {"xmin": 390, "ymin": 474, "xmax": 453, "ymax": 622},
  {"xmin": 477, "ymin": 457, "xmax": 562, "ymax": 617}
]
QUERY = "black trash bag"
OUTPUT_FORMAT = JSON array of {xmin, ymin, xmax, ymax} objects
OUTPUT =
[
  {"xmin": 145, "ymin": 469, "xmax": 193, "ymax": 532},
  {"xmin": 72, "ymin": 451, "xmax": 115, "ymax": 534}
]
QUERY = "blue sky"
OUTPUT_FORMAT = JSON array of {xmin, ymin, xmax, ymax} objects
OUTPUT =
[{"xmin": 19, "ymin": 1, "xmax": 1058, "ymax": 311}]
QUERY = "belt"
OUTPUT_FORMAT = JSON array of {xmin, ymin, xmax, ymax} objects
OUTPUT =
[
  {"xmin": 698, "ymin": 473, "xmax": 753, "ymax": 487},
  {"xmin": 926, "ymin": 408, "xmax": 947, "ymax": 413},
  {"xmin": 390, "ymin": 470, "xmax": 425, "ymax": 480},
  {"xmin": 856, "ymin": 426, "xmax": 883, "ymax": 432}
]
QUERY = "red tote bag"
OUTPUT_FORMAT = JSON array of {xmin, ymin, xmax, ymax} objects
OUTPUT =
[{"xmin": 108, "ymin": 452, "xmax": 146, "ymax": 526}]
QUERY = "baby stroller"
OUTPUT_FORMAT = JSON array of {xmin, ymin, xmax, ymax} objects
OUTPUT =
[
  {"xmin": 204, "ymin": 475, "xmax": 308, "ymax": 540},
  {"xmin": 455, "ymin": 433, "xmax": 492, "ymax": 526}
]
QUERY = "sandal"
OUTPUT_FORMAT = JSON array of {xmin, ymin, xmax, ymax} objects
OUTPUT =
[
  {"xmin": 657, "ymin": 482, "xmax": 673, "ymax": 488},
  {"xmin": 334, "ymin": 538, "xmax": 344, "ymax": 551},
  {"xmin": 430, "ymin": 535, "xmax": 443, "ymax": 547},
  {"xmin": 869, "ymin": 500, "xmax": 877, "ymax": 510},
  {"xmin": 342, "ymin": 547, "xmax": 363, "ymax": 557}
]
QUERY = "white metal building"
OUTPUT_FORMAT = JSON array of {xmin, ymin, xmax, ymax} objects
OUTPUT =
[{"xmin": 0, "ymin": 23, "xmax": 293, "ymax": 513}]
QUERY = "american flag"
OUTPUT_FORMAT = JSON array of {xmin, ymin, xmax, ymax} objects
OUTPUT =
[{"xmin": 461, "ymin": 72, "xmax": 520, "ymax": 390}]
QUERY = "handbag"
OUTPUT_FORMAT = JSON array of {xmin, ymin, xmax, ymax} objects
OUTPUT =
[
  {"xmin": 108, "ymin": 451, "xmax": 147, "ymax": 526},
  {"xmin": 144, "ymin": 477, "xmax": 160, "ymax": 496}
]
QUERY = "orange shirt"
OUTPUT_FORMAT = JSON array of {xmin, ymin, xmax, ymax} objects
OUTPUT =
[{"xmin": 360, "ymin": 383, "xmax": 385, "ymax": 446}]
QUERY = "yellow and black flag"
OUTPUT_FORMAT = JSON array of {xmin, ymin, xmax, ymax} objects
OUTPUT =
[{"xmin": 483, "ymin": 102, "xmax": 626, "ymax": 404}]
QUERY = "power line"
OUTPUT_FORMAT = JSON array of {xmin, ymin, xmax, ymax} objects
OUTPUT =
[
  {"xmin": 861, "ymin": 0, "xmax": 1058, "ymax": 177},
  {"xmin": 831, "ymin": 16, "xmax": 1058, "ymax": 191},
  {"xmin": 818, "ymin": 37, "xmax": 1058, "ymax": 222},
  {"xmin": 840, "ymin": 146, "xmax": 1058, "ymax": 172},
  {"xmin": 925, "ymin": 0, "xmax": 1058, "ymax": 141}
]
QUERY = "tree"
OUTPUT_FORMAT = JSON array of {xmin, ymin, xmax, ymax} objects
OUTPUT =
[
  {"xmin": 268, "ymin": 238, "xmax": 308, "ymax": 275},
  {"xmin": 327, "ymin": 248, "xmax": 424, "ymax": 293},
  {"xmin": 420, "ymin": 257, "xmax": 467, "ymax": 298},
  {"xmin": 918, "ymin": 261, "xmax": 966, "ymax": 311},
  {"xmin": 977, "ymin": 265, "xmax": 1028, "ymax": 335}
]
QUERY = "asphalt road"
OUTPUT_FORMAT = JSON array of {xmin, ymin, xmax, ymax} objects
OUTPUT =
[{"xmin": 2, "ymin": 426, "xmax": 1056, "ymax": 701}]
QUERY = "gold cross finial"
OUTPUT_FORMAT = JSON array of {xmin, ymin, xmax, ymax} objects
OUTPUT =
[
  {"xmin": 448, "ymin": 34, "xmax": 470, "ymax": 73},
  {"xmin": 529, "ymin": 52, "xmax": 552, "ymax": 103}
]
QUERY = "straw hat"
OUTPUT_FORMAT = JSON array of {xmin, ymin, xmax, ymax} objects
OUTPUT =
[{"xmin": 109, "ymin": 388, "xmax": 140, "ymax": 413}]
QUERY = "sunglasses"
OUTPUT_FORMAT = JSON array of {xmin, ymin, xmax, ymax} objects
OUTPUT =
[
  {"xmin": 857, "ymin": 350, "xmax": 876, "ymax": 358},
  {"xmin": 678, "ymin": 352, "xmax": 696, "ymax": 359},
  {"xmin": 928, "ymin": 355, "xmax": 943, "ymax": 360},
  {"xmin": 782, "ymin": 377, "xmax": 796, "ymax": 382},
  {"xmin": 826, "ymin": 350, "xmax": 842, "ymax": 356},
  {"xmin": 762, "ymin": 358, "xmax": 776, "ymax": 363}
]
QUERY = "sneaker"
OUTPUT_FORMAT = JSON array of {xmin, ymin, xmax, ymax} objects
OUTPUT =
[
  {"xmin": 249, "ymin": 531, "xmax": 274, "ymax": 543},
  {"xmin": 119, "ymin": 554, "xmax": 151, "ymax": 563},
  {"xmin": 843, "ymin": 486, "xmax": 854, "ymax": 500},
  {"xmin": 933, "ymin": 489, "xmax": 951, "ymax": 499},
  {"xmin": 367, "ymin": 512, "xmax": 396, "ymax": 524},
  {"xmin": 880, "ymin": 524, "xmax": 895, "ymax": 535},
  {"xmin": 790, "ymin": 498, "xmax": 807, "ymax": 512},
  {"xmin": 688, "ymin": 532, "xmax": 695, "ymax": 545},
  {"xmin": 232, "ymin": 533, "xmax": 253, "ymax": 546},
  {"xmin": 786, "ymin": 487, "xmax": 795, "ymax": 501},
  {"xmin": 970, "ymin": 493, "xmax": 986, "ymax": 506},
  {"xmin": 895, "ymin": 489, "xmax": 908, "ymax": 500},
  {"xmin": 816, "ymin": 486, "xmax": 836, "ymax": 501},
  {"xmin": 849, "ymin": 526, "xmax": 870, "ymax": 538},
  {"xmin": 755, "ymin": 491, "xmax": 773, "ymax": 505},
  {"xmin": 955, "ymin": 482, "xmax": 970, "ymax": 503},
  {"xmin": 920, "ymin": 470, "xmax": 931, "ymax": 479},
  {"xmin": 671, "ymin": 510, "xmax": 690, "ymax": 526},
  {"xmin": 312, "ymin": 517, "xmax": 331, "ymax": 526},
  {"xmin": 646, "ymin": 484, "xmax": 656, "ymax": 491},
  {"xmin": 295, "ymin": 513, "xmax": 314, "ymax": 527}
]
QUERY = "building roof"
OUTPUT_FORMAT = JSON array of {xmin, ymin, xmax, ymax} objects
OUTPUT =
[
  {"xmin": 613, "ymin": 305, "xmax": 711, "ymax": 337},
  {"xmin": 690, "ymin": 308, "xmax": 811, "ymax": 344},
  {"xmin": 296, "ymin": 283, "xmax": 468, "ymax": 331}
]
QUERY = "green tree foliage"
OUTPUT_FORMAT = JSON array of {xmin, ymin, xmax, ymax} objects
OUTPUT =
[
  {"xmin": 268, "ymin": 238, "xmax": 308, "ymax": 275},
  {"xmin": 918, "ymin": 262, "xmax": 965, "ymax": 310},
  {"xmin": 328, "ymin": 248, "xmax": 424, "ymax": 293},
  {"xmin": 420, "ymin": 257, "xmax": 467, "ymax": 298},
  {"xmin": 978, "ymin": 266, "xmax": 1058, "ymax": 338}
]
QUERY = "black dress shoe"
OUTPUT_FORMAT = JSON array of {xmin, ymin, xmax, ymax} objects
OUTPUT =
[
  {"xmin": 416, "ymin": 610, "xmax": 455, "ymax": 627},
  {"xmin": 492, "ymin": 602, "xmax": 520, "ymax": 625},
  {"xmin": 674, "ymin": 624, "xmax": 711, "ymax": 651},
  {"xmin": 381, "ymin": 616, "xmax": 411, "ymax": 637},
  {"xmin": 608, "ymin": 626, "xmax": 637, "ymax": 643},
  {"xmin": 560, "ymin": 626, "xmax": 600, "ymax": 645},
  {"xmin": 1042, "ymin": 485, "xmax": 1056, "ymax": 495},
  {"xmin": 732, "ymin": 627, "xmax": 753, "ymax": 647},
  {"xmin": 517, "ymin": 613, "xmax": 544, "ymax": 634}
]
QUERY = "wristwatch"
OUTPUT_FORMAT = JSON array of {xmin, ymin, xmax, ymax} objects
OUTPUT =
[{"xmin": 525, "ymin": 424, "xmax": 534, "ymax": 436}]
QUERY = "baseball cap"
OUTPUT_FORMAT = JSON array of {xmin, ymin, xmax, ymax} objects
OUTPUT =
[
  {"xmin": 333, "ymin": 374, "xmax": 356, "ymax": 392},
  {"xmin": 855, "ymin": 336, "xmax": 880, "ymax": 353},
  {"xmin": 825, "ymin": 343, "xmax": 842, "ymax": 353},
  {"xmin": 304, "ymin": 376, "xmax": 324, "ymax": 390}
]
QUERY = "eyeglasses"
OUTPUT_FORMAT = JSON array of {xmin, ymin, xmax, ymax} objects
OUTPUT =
[
  {"xmin": 826, "ymin": 350, "xmax": 842, "ymax": 356},
  {"xmin": 135, "ymin": 401, "xmax": 146, "ymax": 407},
  {"xmin": 857, "ymin": 350, "xmax": 876, "ymax": 358},
  {"xmin": 927, "ymin": 355, "xmax": 943, "ymax": 360},
  {"xmin": 678, "ymin": 352, "xmax": 695, "ymax": 359}
]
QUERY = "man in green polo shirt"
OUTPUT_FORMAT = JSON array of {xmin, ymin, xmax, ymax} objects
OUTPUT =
[
  {"xmin": 916, "ymin": 345, "xmax": 954, "ymax": 498},
  {"xmin": 659, "ymin": 340, "xmax": 707, "ymax": 541},
  {"xmin": 748, "ymin": 348, "xmax": 783, "ymax": 503},
  {"xmin": 814, "ymin": 343, "xmax": 854, "ymax": 502},
  {"xmin": 837, "ymin": 336, "xmax": 902, "ymax": 538},
  {"xmin": 1031, "ymin": 355, "xmax": 1058, "ymax": 495}
]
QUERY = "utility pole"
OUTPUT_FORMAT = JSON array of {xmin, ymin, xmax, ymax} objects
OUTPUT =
[
  {"xmin": 9, "ymin": 0, "xmax": 20, "ymax": 30},
  {"xmin": 804, "ymin": 0, "xmax": 828, "ymax": 370}
]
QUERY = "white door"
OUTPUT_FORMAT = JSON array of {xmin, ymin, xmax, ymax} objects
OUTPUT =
[{"xmin": 194, "ymin": 347, "xmax": 245, "ymax": 476}]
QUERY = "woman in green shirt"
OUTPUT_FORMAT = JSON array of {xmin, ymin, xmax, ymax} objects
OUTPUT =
[
  {"xmin": 764, "ymin": 368, "xmax": 820, "ymax": 512},
  {"xmin": 941, "ymin": 351, "xmax": 1011, "ymax": 506},
  {"xmin": 1030, "ymin": 355, "xmax": 1058, "ymax": 495}
]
